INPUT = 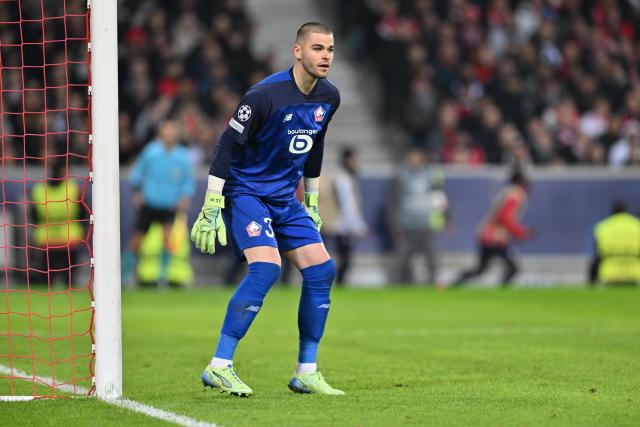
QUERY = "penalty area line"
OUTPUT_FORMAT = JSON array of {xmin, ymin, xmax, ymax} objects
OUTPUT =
[{"xmin": 0, "ymin": 364, "xmax": 221, "ymax": 427}]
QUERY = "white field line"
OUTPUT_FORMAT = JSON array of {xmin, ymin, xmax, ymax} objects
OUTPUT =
[
  {"xmin": 0, "ymin": 364, "xmax": 221, "ymax": 427},
  {"xmin": 0, "ymin": 364, "xmax": 83, "ymax": 395}
]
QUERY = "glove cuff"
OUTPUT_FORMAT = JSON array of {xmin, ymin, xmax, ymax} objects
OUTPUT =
[
  {"xmin": 204, "ymin": 192, "xmax": 225, "ymax": 209},
  {"xmin": 304, "ymin": 192, "xmax": 318, "ymax": 207}
]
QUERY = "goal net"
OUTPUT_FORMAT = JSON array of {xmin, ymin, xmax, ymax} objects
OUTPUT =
[{"xmin": 1, "ymin": 0, "xmax": 94, "ymax": 398}]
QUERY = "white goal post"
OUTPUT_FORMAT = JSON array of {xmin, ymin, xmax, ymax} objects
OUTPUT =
[
  {"xmin": 0, "ymin": 0, "xmax": 121, "ymax": 401},
  {"xmin": 91, "ymin": 0, "xmax": 122, "ymax": 400}
]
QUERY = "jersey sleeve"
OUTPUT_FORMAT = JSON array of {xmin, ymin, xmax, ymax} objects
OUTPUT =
[
  {"xmin": 496, "ymin": 194, "xmax": 529, "ymax": 239},
  {"xmin": 219, "ymin": 89, "xmax": 271, "ymax": 146},
  {"xmin": 129, "ymin": 144, "xmax": 153, "ymax": 190},
  {"xmin": 304, "ymin": 92, "xmax": 341, "ymax": 178}
]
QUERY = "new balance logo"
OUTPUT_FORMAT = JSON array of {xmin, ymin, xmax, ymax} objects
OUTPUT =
[
  {"xmin": 283, "ymin": 113, "xmax": 293, "ymax": 122},
  {"xmin": 245, "ymin": 305, "xmax": 261, "ymax": 313},
  {"xmin": 317, "ymin": 304, "xmax": 330, "ymax": 309}
]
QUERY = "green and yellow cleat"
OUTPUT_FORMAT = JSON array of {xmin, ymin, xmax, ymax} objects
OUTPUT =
[
  {"xmin": 288, "ymin": 371, "xmax": 345, "ymax": 395},
  {"xmin": 201, "ymin": 365, "xmax": 253, "ymax": 397}
]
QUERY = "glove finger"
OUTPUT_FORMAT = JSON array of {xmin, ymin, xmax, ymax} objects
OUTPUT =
[
  {"xmin": 190, "ymin": 223, "xmax": 198, "ymax": 243},
  {"xmin": 198, "ymin": 231, "xmax": 209, "ymax": 253},
  {"xmin": 218, "ymin": 222, "xmax": 227, "ymax": 246},
  {"xmin": 208, "ymin": 230, "xmax": 217, "ymax": 254}
]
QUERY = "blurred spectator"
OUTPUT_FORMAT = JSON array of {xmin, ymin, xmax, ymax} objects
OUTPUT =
[
  {"xmin": 30, "ymin": 160, "xmax": 85, "ymax": 285},
  {"xmin": 589, "ymin": 201, "xmax": 640, "ymax": 286},
  {"xmin": 451, "ymin": 170, "xmax": 532, "ymax": 287},
  {"xmin": 117, "ymin": 0, "xmax": 271, "ymax": 163},
  {"xmin": 609, "ymin": 121, "xmax": 640, "ymax": 167},
  {"xmin": 328, "ymin": 147, "xmax": 368, "ymax": 285},
  {"xmin": 0, "ymin": 0, "xmax": 269, "ymax": 167},
  {"xmin": 122, "ymin": 119, "xmax": 195, "ymax": 287},
  {"xmin": 334, "ymin": 0, "xmax": 640, "ymax": 167},
  {"xmin": 388, "ymin": 147, "xmax": 446, "ymax": 286}
]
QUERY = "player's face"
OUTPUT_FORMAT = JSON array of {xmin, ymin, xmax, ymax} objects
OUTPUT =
[
  {"xmin": 159, "ymin": 121, "xmax": 180, "ymax": 147},
  {"xmin": 295, "ymin": 32, "xmax": 334, "ymax": 79}
]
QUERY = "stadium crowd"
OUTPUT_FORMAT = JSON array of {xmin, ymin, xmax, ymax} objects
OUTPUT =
[
  {"xmin": 117, "ymin": 0, "xmax": 272, "ymax": 166},
  {"xmin": 1, "ymin": 0, "xmax": 269, "ymax": 168},
  {"xmin": 334, "ymin": 0, "xmax": 640, "ymax": 167},
  {"xmin": 4, "ymin": 0, "xmax": 639, "ymax": 169}
]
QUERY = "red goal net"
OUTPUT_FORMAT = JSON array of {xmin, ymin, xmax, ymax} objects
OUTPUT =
[{"xmin": 1, "ymin": 0, "xmax": 94, "ymax": 398}]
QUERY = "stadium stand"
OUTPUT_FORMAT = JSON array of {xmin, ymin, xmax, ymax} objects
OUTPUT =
[
  {"xmin": 117, "ymin": 0, "xmax": 272, "ymax": 166},
  {"xmin": 14, "ymin": 0, "xmax": 635, "ymax": 169},
  {"xmin": 333, "ymin": 0, "xmax": 640, "ymax": 166}
]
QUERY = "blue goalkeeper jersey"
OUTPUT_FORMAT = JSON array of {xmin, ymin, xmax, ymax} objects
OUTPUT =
[{"xmin": 218, "ymin": 68, "xmax": 340, "ymax": 203}]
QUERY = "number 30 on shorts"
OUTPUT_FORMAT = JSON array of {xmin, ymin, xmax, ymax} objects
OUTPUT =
[{"xmin": 264, "ymin": 217, "xmax": 274, "ymax": 238}]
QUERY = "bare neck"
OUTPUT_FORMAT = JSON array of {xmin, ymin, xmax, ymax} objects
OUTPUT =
[{"xmin": 292, "ymin": 63, "xmax": 318, "ymax": 95}]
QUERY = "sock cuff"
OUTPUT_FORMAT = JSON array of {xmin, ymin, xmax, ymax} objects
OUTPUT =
[
  {"xmin": 247, "ymin": 261, "xmax": 281, "ymax": 280},
  {"xmin": 298, "ymin": 340, "xmax": 319, "ymax": 364},
  {"xmin": 301, "ymin": 259, "xmax": 336, "ymax": 280},
  {"xmin": 214, "ymin": 333, "xmax": 240, "ymax": 359}
]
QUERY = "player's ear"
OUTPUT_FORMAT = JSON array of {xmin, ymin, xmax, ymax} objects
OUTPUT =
[{"xmin": 293, "ymin": 43, "xmax": 302, "ymax": 60}]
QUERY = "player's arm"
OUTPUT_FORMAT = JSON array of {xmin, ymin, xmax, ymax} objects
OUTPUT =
[
  {"xmin": 302, "ymin": 97, "xmax": 340, "ymax": 231},
  {"xmin": 191, "ymin": 90, "xmax": 269, "ymax": 253},
  {"xmin": 129, "ymin": 144, "xmax": 152, "ymax": 206},
  {"xmin": 496, "ymin": 194, "xmax": 530, "ymax": 239},
  {"xmin": 303, "ymin": 136, "xmax": 323, "ymax": 231},
  {"xmin": 178, "ymin": 153, "xmax": 196, "ymax": 212}
]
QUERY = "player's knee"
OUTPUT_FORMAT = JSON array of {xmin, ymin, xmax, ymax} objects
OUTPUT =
[
  {"xmin": 301, "ymin": 259, "xmax": 336, "ymax": 289},
  {"xmin": 248, "ymin": 261, "xmax": 281, "ymax": 284},
  {"xmin": 228, "ymin": 262, "xmax": 280, "ymax": 306}
]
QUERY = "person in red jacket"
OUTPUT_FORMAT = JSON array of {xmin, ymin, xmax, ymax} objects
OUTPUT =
[{"xmin": 451, "ymin": 171, "xmax": 532, "ymax": 287}]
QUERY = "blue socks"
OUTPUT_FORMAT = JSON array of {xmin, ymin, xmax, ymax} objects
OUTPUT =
[
  {"xmin": 212, "ymin": 259, "xmax": 336, "ymax": 365},
  {"xmin": 298, "ymin": 259, "xmax": 336, "ymax": 363},
  {"xmin": 214, "ymin": 262, "xmax": 280, "ymax": 360}
]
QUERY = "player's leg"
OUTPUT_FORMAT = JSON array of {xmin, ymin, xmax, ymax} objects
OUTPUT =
[
  {"xmin": 422, "ymin": 228, "xmax": 439, "ymax": 286},
  {"xmin": 498, "ymin": 246, "xmax": 519, "ymax": 286},
  {"xmin": 122, "ymin": 205, "xmax": 153, "ymax": 286},
  {"xmin": 202, "ymin": 196, "xmax": 281, "ymax": 396},
  {"xmin": 158, "ymin": 209, "xmax": 176, "ymax": 286},
  {"xmin": 394, "ymin": 230, "xmax": 415, "ymax": 283},
  {"xmin": 265, "ymin": 199, "xmax": 343, "ymax": 394},
  {"xmin": 451, "ymin": 244, "xmax": 493, "ymax": 287},
  {"xmin": 284, "ymin": 242, "xmax": 344, "ymax": 395},
  {"xmin": 335, "ymin": 234, "xmax": 352, "ymax": 285}
]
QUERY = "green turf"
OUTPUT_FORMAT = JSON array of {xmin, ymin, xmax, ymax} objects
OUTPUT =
[{"xmin": 2, "ymin": 286, "xmax": 639, "ymax": 426}]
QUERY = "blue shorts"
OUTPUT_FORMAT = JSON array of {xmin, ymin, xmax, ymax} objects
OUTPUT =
[{"xmin": 222, "ymin": 195, "xmax": 322, "ymax": 260}]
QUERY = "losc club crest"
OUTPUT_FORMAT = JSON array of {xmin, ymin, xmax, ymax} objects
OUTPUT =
[
  {"xmin": 313, "ymin": 106, "xmax": 325, "ymax": 122},
  {"xmin": 246, "ymin": 221, "xmax": 262, "ymax": 237}
]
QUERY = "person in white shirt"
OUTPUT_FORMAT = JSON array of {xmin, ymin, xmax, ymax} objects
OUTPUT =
[{"xmin": 331, "ymin": 147, "xmax": 368, "ymax": 284}]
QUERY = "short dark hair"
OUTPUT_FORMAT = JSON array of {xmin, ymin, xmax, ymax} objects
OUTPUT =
[
  {"xmin": 342, "ymin": 146, "xmax": 355, "ymax": 159},
  {"xmin": 296, "ymin": 22, "xmax": 332, "ymax": 43},
  {"xmin": 510, "ymin": 170, "xmax": 529, "ymax": 187}
]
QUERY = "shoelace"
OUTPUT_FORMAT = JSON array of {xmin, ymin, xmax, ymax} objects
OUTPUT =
[
  {"xmin": 224, "ymin": 366, "xmax": 243, "ymax": 384},
  {"xmin": 307, "ymin": 372, "xmax": 324, "ymax": 385}
]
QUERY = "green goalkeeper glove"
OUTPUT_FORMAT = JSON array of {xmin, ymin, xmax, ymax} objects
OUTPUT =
[
  {"xmin": 190, "ymin": 192, "xmax": 227, "ymax": 254},
  {"xmin": 304, "ymin": 192, "xmax": 322, "ymax": 232}
]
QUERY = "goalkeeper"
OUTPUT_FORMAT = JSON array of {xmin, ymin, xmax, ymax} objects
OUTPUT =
[{"xmin": 191, "ymin": 22, "xmax": 342, "ymax": 396}]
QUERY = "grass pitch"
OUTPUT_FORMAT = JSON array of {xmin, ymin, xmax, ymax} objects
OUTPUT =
[{"xmin": 2, "ymin": 286, "xmax": 639, "ymax": 426}]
